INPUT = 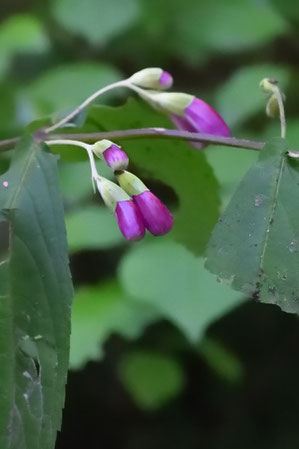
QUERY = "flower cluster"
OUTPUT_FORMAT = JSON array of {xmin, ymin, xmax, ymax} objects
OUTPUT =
[
  {"xmin": 128, "ymin": 68, "xmax": 230, "ymax": 149},
  {"xmin": 51, "ymin": 68, "xmax": 230, "ymax": 242},
  {"xmin": 92, "ymin": 140, "xmax": 173, "ymax": 241},
  {"xmin": 86, "ymin": 69, "xmax": 231, "ymax": 241}
]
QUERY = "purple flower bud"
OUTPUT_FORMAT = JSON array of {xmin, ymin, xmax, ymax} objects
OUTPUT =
[
  {"xmin": 170, "ymin": 97, "xmax": 230, "ymax": 149},
  {"xmin": 159, "ymin": 71, "xmax": 173, "ymax": 89},
  {"xmin": 103, "ymin": 144, "xmax": 129, "ymax": 171},
  {"xmin": 115, "ymin": 200, "xmax": 145, "ymax": 241},
  {"xmin": 133, "ymin": 191, "xmax": 173, "ymax": 236}
]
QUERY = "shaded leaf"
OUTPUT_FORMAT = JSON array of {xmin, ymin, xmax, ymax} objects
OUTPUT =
[
  {"xmin": 206, "ymin": 137, "xmax": 299, "ymax": 314},
  {"xmin": 199, "ymin": 338, "xmax": 244, "ymax": 383},
  {"xmin": 0, "ymin": 136, "xmax": 73, "ymax": 449},
  {"xmin": 0, "ymin": 15, "xmax": 49, "ymax": 79},
  {"xmin": 118, "ymin": 351, "xmax": 185, "ymax": 410},
  {"xmin": 271, "ymin": 0, "xmax": 299, "ymax": 27},
  {"xmin": 173, "ymin": 0, "xmax": 287, "ymax": 58},
  {"xmin": 70, "ymin": 282, "xmax": 159, "ymax": 369},
  {"xmin": 119, "ymin": 240, "xmax": 243, "ymax": 342}
]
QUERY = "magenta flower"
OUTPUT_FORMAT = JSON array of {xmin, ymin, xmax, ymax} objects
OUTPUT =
[
  {"xmin": 133, "ymin": 90, "xmax": 230, "ymax": 149},
  {"xmin": 93, "ymin": 140, "xmax": 129, "ymax": 170},
  {"xmin": 115, "ymin": 200, "xmax": 145, "ymax": 241},
  {"xmin": 116, "ymin": 170, "xmax": 173, "ymax": 236},
  {"xmin": 103, "ymin": 144, "xmax": 129, "ymax": 171},
  {"xmin": 133, "ymin": 191, "xmax": 173, "ymax": 236},
  {"xmin": 170, "ymin": 97, "xmax": 230, "ymax": 149}
]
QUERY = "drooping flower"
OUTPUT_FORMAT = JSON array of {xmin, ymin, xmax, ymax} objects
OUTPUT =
[
  {"xmin": 134, "ymin": 91, "xmax": 230, "ymax": 149},
  {"xmin": 116, "ymin": 170, "xmax": 173, "ymax": 236},
  {"xmin": 169, "ymin": 97, "xmax": 230, "ymax": 149},
  {"xmin": 96, "ymin": 176, "xmax": 145, "ymax": 241},
  {"xmin": 93, "ymin": 140, "xmax": 129, "ymax": 171},
  {"xmin": 128, "ymin": 68, "xmax": 173, "ymax": 90}
]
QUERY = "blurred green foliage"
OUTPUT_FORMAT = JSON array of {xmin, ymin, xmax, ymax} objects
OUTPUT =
[{"xmin": 1, "ymin": 0, "xmax": 299, "ymax": 447}]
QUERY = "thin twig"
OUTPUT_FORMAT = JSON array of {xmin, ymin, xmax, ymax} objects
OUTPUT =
[
  {"xmin": 2, "ymin": 128, "xmax": 298, "ymax": 155},
  {"xmin": 0, "ymin": 136, "xmax": 20, "ymax": 151},
  {"xmin": 47, "ymin": 128, "xmax": 265, "ymax": 151}
]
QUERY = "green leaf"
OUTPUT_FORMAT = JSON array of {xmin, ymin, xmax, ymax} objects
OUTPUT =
[
  {"xmin": 172, "ymin": 0, "xmax": 287, "ymax": 57},
  {"xmin": 215, "ymin": 64, "xmax": 290, "ymax": 128},
  {"xmin": 66, "ymin": 205, "xmax": 124, "ymax": 252},
  {"xmin": 118, "ymin": 351, "xmax": 185, "ymax": 410},
  {"xmin": 119, "ymin": 240, "xmax": 243, "ymax": 342},
  {"xmin": 87, "ymin": 99, "xmax": 220, "ymax": 254},
  {"xmin": 206, "ymin": 145, "xmax": 259, "ymax": 208},
  {"xmin": 21, "ymin": 62, "xmax": 122, "ymax": 120},
  {"xmin": 0, "ymin": 136, "xmax": 73, "ymax": 449},
  {"xmin": 206, "ymin": 137, "xmax": 299, "ymax": 314},
  {"xmin": 51, "ymin": 0, "xmax": 141, "ymax": 45},
  {"xmin": 271, "ymin": 0, "xmax": 299, "ymax": 27},
  {"xmin": 199, "ymin": 338, "xmax": 244, "ymax": 383},
  {"xmin": 70, "ymin": 282, "xmax": 159, "ymax": 369},
  {"xmin": 0, "ymin": 15, "xmax": 49, "ymax": 79}
]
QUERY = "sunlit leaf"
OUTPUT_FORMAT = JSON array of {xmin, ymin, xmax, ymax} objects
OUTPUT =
[
  {"xmin": 120, "ymin": 240, "xmax": 243, "ymax": 342},
  {"xmin": 70, "ymin": 282, "xmax": 159, "ymax": 369}
]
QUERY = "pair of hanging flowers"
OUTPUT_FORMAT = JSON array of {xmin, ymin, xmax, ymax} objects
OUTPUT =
[
  {"xmin": 47, "ymin": 68, "xmax": 230, "ymax": 241},
  {"xmin": 92, "ymin": 139, "xmax": 173, "ymax": 240}
]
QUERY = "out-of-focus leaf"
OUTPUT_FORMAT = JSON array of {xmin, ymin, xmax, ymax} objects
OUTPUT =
[
  {"xmin": 0, "ymin": 136, "xmax": 73, "ymax": 449},
  {"xmin": 215, "ymin": 64, "xmax": 290, "ymax": 128},
  {"xmin": 87, "ymin": 99, "xmax": 220, "ymax": 254},
  {"xmin": 21, "ymin": 62, "xmax": 122, "ymax": 120},
  {"xmin": 118, "ymin": 351, "xmax": 185, "ymax": 410},
  {"xmin": 271, "ymin": 0, "xmax": 299, "ymax": 27},
  {"xmin": 0, "ymin": 14, "xmax": 49, "ymax": 79},
  {"xmin": 0, "ymin": 82, "xmax": 17, "ymax": 134},
  {"xmin": 200, "ymin": 338, "xmax": 244, "ymax": 383},
  {"xmin": 70, "ymin": 282, "xmax": 159, "ymax": 369},
  {"xmin": 206, "ymin": 145, "xmax": 259, "ymax": 207},
  {"xmin": 120, "ymin": 240, "xmax": 244, "ymax": 342},
  {"xmin": 58, "ymin": 160, "xmax": 93, "ymax": 201},
  {"xmin": 173, "ymin": 0, "xmax": 287, "ymax": 58},
  {"xmin": 66, "ymin": 205, "xmax": 124, "ymax": 252},
  {"xmin": 206, "ymin": 138, "xmax": 299, "ymax": 314},
  {"xmin": 51, "ymin": 0, "xmax": 141, "ymax": 46}
]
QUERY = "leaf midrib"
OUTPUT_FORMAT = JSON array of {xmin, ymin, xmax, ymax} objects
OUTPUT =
[{"xmin": 258, "ymin": 153, "xmax": 286, "ymax": 275}]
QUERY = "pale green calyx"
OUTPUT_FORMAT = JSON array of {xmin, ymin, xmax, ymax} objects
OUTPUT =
[
  {"xmin": 93, "ymin": 139, "xmax": 115, "ymax": 158},
  {"xmin": 96, "ymin": 176, "xmax": 131, "ymax": 212},
  {"xmin": 140, "ymin": 91, "xmax": 194, "ymax": 116},
  {"xmin": 128, "ymin": 68, "xmax": 168, "ymax": 90},
  {"xmin": 116, "ymin": 170, "xmax": 149, "ymax": 196}
]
